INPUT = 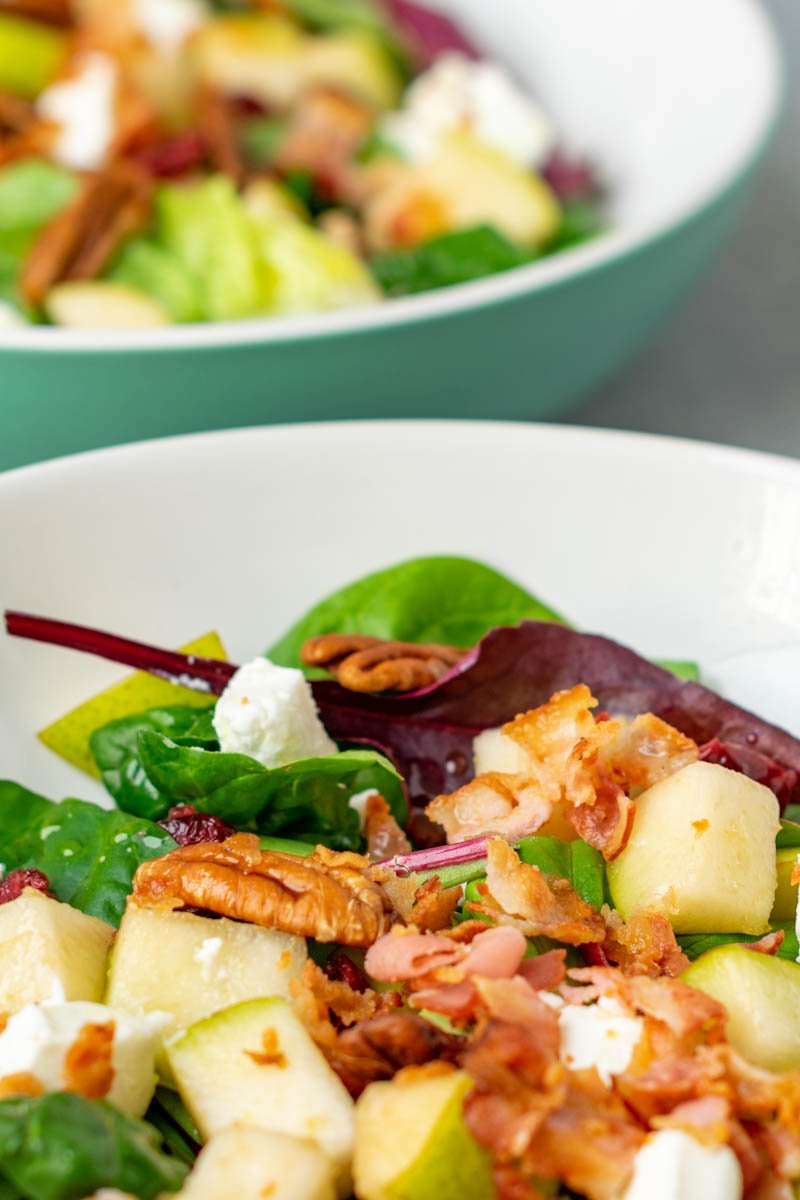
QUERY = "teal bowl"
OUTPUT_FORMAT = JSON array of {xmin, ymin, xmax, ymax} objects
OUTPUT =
[{"xmin": 0, "ymin": 0, "xmax": 781, "ymax": 471}]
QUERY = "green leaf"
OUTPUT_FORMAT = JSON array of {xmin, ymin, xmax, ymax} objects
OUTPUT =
[
  {"xmin": 0, "ymin": 1093, "xmax": 187, "ymax": 1200},
  {"xmin": 781, "ymin": 812, "xmax": 800, "ymax": 840},
  {"xmin": 679, "ymin": 923, "xmax": 799, "ymax": 963},
  {"xmin": 0, "ymin": 786, "xmax": 175, "ymax": 927},
  {"xmin": 547, "ymin": 198, "xmax": 606, "ymax": 252},
  {"xmin": 282, "ymin": 0, "xmax": 411, "ymax": 76},
  {"xmin": 107, "ymin": 237, "xmax": 202, "ymax": 323},
  {"xmin": 241, "ymin": 116, "xmax": 289, "ymax": 167},
  {"xmin": 462, "ymin": 836, "xmax": 606, "ymax": 915},
  {"xmin": 657, "ymin": 659, "xmax": 700, "ymax": 682},
  {"xmin": 267, "ymin": 555, "xmax": 566, "ymax": 672},
  {"xmin": 0, "ymin": 160, "xmax": 77, "ymax": 236},
  {"xmin": 371, "ymin": 225, "xmax": 535, "ymax": 297},
  {"xmin": 137, "ymin": 733, "xmax": 406, "ymax": 849},
  {"xmin": 89, "ymin": 704, "xmax": 217, "ymax": 820}
]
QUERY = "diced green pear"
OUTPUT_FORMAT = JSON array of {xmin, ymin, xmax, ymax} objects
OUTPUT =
[
  {"xmin": 106, "ymin": 904, "xmax": 307, "ymax": 1079},
  {"xmin": 0, "ymin": 889, "xmax": 114, "ymax": 1013},
  {"xmin": 772, "ymin": 847, "xmax": 799, "ymax": 923},
  {"xmin": 0, "ymin": 14, "xmax": 65, "ymax": 98},
  {"xmin": 45, "ymin": 281, "xmax": 171, "ymax": 329},
  {"xmin": 38, "ymin": 631, "xmax": 227, "ymax": 778},
  {"xmin": 607, "ymin": 762, "xmax": 779, "ymax": 935},
  {"xmin": 682, "ymin": 944, "xmax": 800, "ymax": 1072},
  {"xmin": 167, "ymin": 998, "xmax": 355, "ymax": 1196},
  {"xmin": 354, "ymin": 1066, "xmax": 495, "ymax": 1200},
  {"xmin": 250, "ymin": 215, "xmax": 380, "ymax": 315},
  {"xmin": 175, "ymin": 1125, "xmax": 336, "ymax": 1200},
  {"xmin": 304, "ymin": 30, "xmax": 403, "ymax": 109}
]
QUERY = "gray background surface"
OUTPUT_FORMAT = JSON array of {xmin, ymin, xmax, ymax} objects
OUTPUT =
[{"xmin": 567, "ymin": 0, "xmax": 799, "ymax": 456}]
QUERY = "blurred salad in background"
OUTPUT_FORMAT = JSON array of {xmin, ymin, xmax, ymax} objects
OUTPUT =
[{"xmin": 0, "ymin": 0, "xmax": 605, "ymax": 329}]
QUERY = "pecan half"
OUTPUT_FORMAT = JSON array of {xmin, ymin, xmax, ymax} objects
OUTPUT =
[
  {"xmin": 302, "ymin": 633, "xmax": 464, "ymax": 694},
  {"xmin": 0, "ymin": 0, "xmax": 73, "ymax": 26},
  {"xmin": 132, "ymin": 833, "xmax": 392, "ymax": 947},
  {"xmin": 195, "ymin": 85, "xmax": 245, "ymax": 186},
  {"xmin": 19, "ymin": 161, "xmax": 152, "ymax": 307},
  {"xmin": 0, "ymin": 91, "xmax": 54, "ymax": 165}
]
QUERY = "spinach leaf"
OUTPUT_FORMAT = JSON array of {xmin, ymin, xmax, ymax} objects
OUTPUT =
[
  {"xmin": 145, "ymin": 1090, "xmax": 201, "ymax": 1168},
  {"xmin": 268, "ymin": 555, "xmax": 565, "ymax": 672},
  {"xmin": 90, "ymin": 705, "xmax": 217, "ymax": 820},
  {"xmin": 371, "ymin": 225, "xmax": 534, "ymax": 297},
  {"xmin": 679, "ymin": 924, "xmax": 799, "ymax": 963},
  {"xmin": 547, "ymin": 198, "xmax": 606, "ymax": 252},
  {"xmin": 0, "ymin": 1093, "xmax": 187, "ymax": 1200},
  {"xmin": 0, "ymin": 785, "xmax": 175, "ymax": 927},
  {"xmin": 137, "ymin": 733, "xmax": 406, "ymax": 849},
  {"xmin": 657, "ymin": 660, "xmax": 700, "ymax": 682},
  {"xmin": 779, "ymin": 817, "xmax": 800, "ymax": 847}
]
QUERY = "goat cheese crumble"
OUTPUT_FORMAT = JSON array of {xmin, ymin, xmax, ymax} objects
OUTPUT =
[
  {"xmin": 213, "ymin": 657, "xmax": 337, "ymax": 769},
  {"xmin": 37, "ymin": 54, "xmax": 118, "ymax": 172},
  {"xmin": 623, "ymin": 1130, "xmax": 743, "ymax": 1200}
]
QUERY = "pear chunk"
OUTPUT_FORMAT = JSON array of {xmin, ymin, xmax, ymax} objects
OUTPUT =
[
  {"xmin": 607, "ymin": 762, "xmax": 779, "ymax": 935},
  {"xmin": 176, "ymin": 1125, "xmax": 336, "ymax": 1200},
  {"xmin": 106, "ymin": 904, "xmax": 307, "ymax": 1075},
  {"xmin": 0, "ymin": 889, "xmax": 113, "ymax": 1013},
  {"xmin": 354, "ymin": 1066, "xmax": 494, "ymax": 1200},
  {"xmin": 683, "ymin": 945, "xmax": 800, "ymax": 1072},
  {"xmin": 167, "ymin": 998, "xmax": 355, "ymax": 1196}
]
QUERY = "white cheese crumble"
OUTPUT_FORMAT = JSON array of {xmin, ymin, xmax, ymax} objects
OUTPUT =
[
  {"xmin": 213, "ymin": 657, "xmax": 337, "ymax": 769},
  {"xmin": 132, "ymin": 0, "xmax": 208, "ymax": 50},
  {"xmin": 624, "ymin": 1130, "xmax": 743, "ymax": 1200},
  {"xmin": 381, "ymin": 52, "xmax": 554, "ymax": 168},
  {"xmin": 348, "ymin": 788, "xmax": 380, "ymax": 831},
  {"xmin": 557, "ymin": 996, "xmax": 644, "ymax": 1086},
  {"xmin": 193, "ymin": 936, "xmax": 223, "ymax": 979},
  {"xmin": 0, "ymin": 1002, "xmax": 166, "ymax": 1116},
  {"xmin": 37, "ymin": 53, "xmax": 118, "ymax": 172}
]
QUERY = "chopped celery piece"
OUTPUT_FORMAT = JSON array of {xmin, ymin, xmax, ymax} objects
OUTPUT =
[
  {"xmin": 108, "ymin": 238, "xmax": 203, "ymax": 323},
  {"xmin": 251, "ymin": 215, "xmax": 379, "ymax": 314}
]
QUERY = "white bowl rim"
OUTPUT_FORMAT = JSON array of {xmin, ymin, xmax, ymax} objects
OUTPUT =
[
  {"xmin": 3, "ymin": 419, "xmax": 800, "ymax": 494},
  {"xmin": 0, "ymin": 0, "xmax": 781, "ymax": 356}
]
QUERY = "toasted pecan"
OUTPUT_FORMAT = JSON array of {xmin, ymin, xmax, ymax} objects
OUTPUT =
[
  {"xmin": 0, "ymin": 91, "xmax": 54, "ymax": 165},
  {"xmin": 0, "ymin": 0, "xmax": 73, "ymax": 25},
  {"xmin": 195, "ymin": 85, "xmax": 245, "ymax": 186},
  {"xmin": 302, "ymin": 633, "xmax": 464, "ymax": 693},
  {"xmin": 132, "ymin": 833, "xmax": 392, "ymax": 947},
  {"xmin": 19, "ymin": 161, "xmax": 152, "ymax": 306}
]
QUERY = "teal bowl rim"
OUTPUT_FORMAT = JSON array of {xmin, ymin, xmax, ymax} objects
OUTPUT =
[{"xmin": 0, "ymin": 0, "xmax": 783, "ymax": 356}]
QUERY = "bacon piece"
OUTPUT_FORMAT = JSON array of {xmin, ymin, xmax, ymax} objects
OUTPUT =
[
  {"xmin": 462, "ymin": 927, "xmax": 527, "ymax": 979},
  {"xmin": 566, "ymin": 967, "xmax": 726, "ymax": 1044},
  {"xmin": 365, "ymin": 930, "xmax": 463, "ymax": 982},
  {"xmin": 470, "ymin": 840, "xmax": 605, "ymax": 945},
  {"xmin": 277, "ymin": 86, "xmax": 373, "ymax": 202},
  {"xmin": 63, "ymin": 1022, "xmax": 115, "ymax": 1100},
  {"xmin": 374, "ymin": 868, "xmax": 460, "ymax": 931},
  {"xmin": 426, "ymin": 773, "xmax": 553, "ymax": 844},
  {"xmin": 651, "ymin": 1094, "xmax": 732, "ymax": 1144},
  {"xmin": 364, "ymin": 793, "xmax": 411, "ymax": 862},
  {"xmin": 518, "ymin": 949, "xmax": 567, "ymax": 992},
  {"xmin": 742, "ymin": 930, "xmax": 786, "ymax": 956},
  {"xmin": 20, "ymin": 162, "xmax": 152, "ymax": 307},
  {"xmin": 602, "ymin": 907, "xmax": 690, "ymax": 978},
  {"xmin": 328, "ymin": 1009, "xmax": 461, "ymax": 1097}
]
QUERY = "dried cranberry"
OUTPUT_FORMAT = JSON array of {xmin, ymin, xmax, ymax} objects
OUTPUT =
[
  {"xmin": 700, "ymin": 738, "xmax": 799, "ymax": 809},
  {"xmin": 230, "ymin": 94, "xmax": 267, "ymax": 116},
  {"xmin": 135, "ymin": 131, "xmax": 208, "ymax": 178},
  {"xmin": 542, "ymin": 151, "xmax": 598, "ymax": 204},
  {"xmin": 158, "ymin": 805, "xmax": 236, "ymax": 847},
  {"xmin": 0, "ymin": 868, "xmax": 51, "ymax": 905},
  {"xmin": 324, "ymin": 950, "xmax": 368, "ymax": 993}
]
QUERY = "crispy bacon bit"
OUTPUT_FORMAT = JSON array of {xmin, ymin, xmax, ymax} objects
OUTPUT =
[
  {"xmin": 602, "ymin": 907, "xmax": 690, "ymax": 978},
  {"xmin": 133, "ymin": 833, "xmax": 391, "ymax": 946},
  {"xmin": 566, "ymin": 968, "xmax": 727, "ymax": 1047},
  {"xmin": 651, "ymin": 1094, "xmax": 731, "ymax": 1145},
  {"xmin": 427, "ymin": 687, "xmax": 696, "ymax": 856},
  {"xmin": 195, "ymin": 86, "xmax": 245, "ymax": 186},
  {"xmin": 276, "ymin": 86, "xmax": 373, "ymax": 202},
  {"xmin": 518, "ymin": 949, "xmax": 567, "ymax": 992},
  {"xmin": 244, "ymin": 1027, "xmax": 287, "ymax": 1067},
  {"xmin": 329, "ymin": 1010, "xmax": 461, "ymax": 1097},
  {"xmin": 0, "ymin": 1072, "xmax": 44, "ymax": 1098},
  {"xmin": 302, "ymin": 632, "xmax": 464, "ymax": 694},
  {"xmin": 158, "ymin": 804, "xmax": 235, "ymax": 846},
  {"xmin": 376, "ymin": 868, "xmax": 462, "ymax": 932},
  {"xmin": 742, "ymin": 930, "xmax": 786, "ymax": 956},
  {"xmin": 62, "ymin": 1021, "xmax": 115, "ymax": 1100},
  {"xmin": 364, "ymin": 793, "xmax": 411, "ymax": 862},
  {"xmin": 469, "ymin": 840, "xmax": 605, "ymax": 946},
  {"xmin": 365, "ymin": 929, "xmax": 464, "ymax": 982},
  {"xmin": 0, "ymin": 868, "xmax": 51, "ymax": 905},
  {"xmin": 427, "ymin": 773, "xmax": 553, "ymax": 844},
  {"xmin": 20, "ymin": 162, "xmax": 152, "ymax": 307}
]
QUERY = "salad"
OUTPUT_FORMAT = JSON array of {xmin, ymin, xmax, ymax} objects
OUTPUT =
[
  {"xmin": 2, "ymin": 555, "xmax": 800, "ymax": 1200},
  {"xmin": 0, "ymin": 0, "xmax": 603, "ymax": 330}
]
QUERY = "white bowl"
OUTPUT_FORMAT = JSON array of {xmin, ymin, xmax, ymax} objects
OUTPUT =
[
  {"xmin": 0, "ymin": 0, "xmax": 782, "ymax": 469},
  {"xmin": 1, "ymin": 421, "xmax": 799, "ymax": 802}
]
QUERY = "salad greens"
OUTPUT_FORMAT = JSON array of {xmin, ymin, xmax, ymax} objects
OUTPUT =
[
  {"xmin": 268, "ymin": 555, "xmax": 565, "ymax": 672},
  {"xmin": 0, "ymin": 782, "xmax": 175, "ymax": 926},
  {"xmin": 461, "ymin": 835, "xmax": 607, "ymax": 913},
  {"xmin": 0, "ymin": 1093, "xmax": 187, "ymax": 1200},
  {"xmin": 371, "ymin": 226, "xmax": 535, "ymax": 296},
  {"xmin": 136, "ymin": 736, "xmax": 404, "ymax": 850}
]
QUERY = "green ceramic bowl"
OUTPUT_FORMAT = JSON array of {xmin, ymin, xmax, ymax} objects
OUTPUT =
[{"xmin": 0, "ymin": 0, "xmax": 781, "ymax": 471}]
